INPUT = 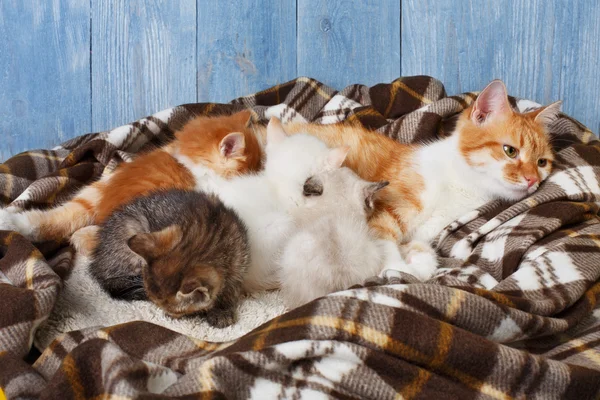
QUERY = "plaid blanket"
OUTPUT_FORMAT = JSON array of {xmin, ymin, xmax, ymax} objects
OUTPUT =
[{"xmin": 1, "ymin": 76, "xmax": 600, "ymax": 399}]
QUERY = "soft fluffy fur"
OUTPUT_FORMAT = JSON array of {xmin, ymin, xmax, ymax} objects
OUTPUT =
[
  {"xmin": 35, "ymin": 251, "xmax": 287, "ymax": 348},
  {"xmin": 214, "ymin": 118, "xmax": 349, "ymax": 293},
  {"xmin": 279, "ymin": 168, "xmax": 388, "ymax": 308},
  {"xmin": 0, "ymin": 111, "xmax": 262, "ymax": 246},
  {"xmin": 90, "ymin": 189, "xmax": 250, "ymax": 328},
  {"xmin": 274, "ymin": 80, "xmax": 561, "ymax": 281}
]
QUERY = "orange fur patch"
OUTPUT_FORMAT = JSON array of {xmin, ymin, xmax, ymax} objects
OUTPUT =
[
  {"xmin": 458, "ymin": 107, "xmax": 554, "ymax": 185},
  {"xmin": 280, "ymin": 122, "xmax": 423, "ymax": 242},
  {"xmin": 176, "ymin": 110, "xmax": 263, "ymax": 179},
  {"xmin": 95, "ymin": 150, "xmax": 195, "ymax": 223}
]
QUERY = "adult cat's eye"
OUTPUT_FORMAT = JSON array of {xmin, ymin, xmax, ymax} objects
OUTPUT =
[
  {"xmin": 537, "ymin": 159, "xmax": 548, "ymax": 167},
  {"xmin": 503, "ymin": 145, "xmax": 518, "ymax": 158}
]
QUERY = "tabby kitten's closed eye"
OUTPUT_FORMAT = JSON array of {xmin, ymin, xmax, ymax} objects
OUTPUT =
[{"xmin": 90, "ymin": 189, "xmax": 249, "ymax": 328}]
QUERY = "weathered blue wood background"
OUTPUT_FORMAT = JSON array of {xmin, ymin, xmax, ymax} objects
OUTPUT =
[{"xmin": 1, "ymin": 0, "xmax": 599, "ymax": 160}]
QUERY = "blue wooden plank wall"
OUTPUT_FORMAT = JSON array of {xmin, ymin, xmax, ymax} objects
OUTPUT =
[{"xmin": 1, "ymin": 0, "xmax": 599, "ymax": 161}]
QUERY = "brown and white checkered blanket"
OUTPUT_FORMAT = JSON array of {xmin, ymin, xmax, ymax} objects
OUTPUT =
[{"xmin": 1, "ymin": 76, "xmax": 600, "ymax": 399}]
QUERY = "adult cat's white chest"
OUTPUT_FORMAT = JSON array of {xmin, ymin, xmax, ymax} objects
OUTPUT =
[{"xmin": 410, "ymin": 137, "xmax": 492, "ymax": 243}]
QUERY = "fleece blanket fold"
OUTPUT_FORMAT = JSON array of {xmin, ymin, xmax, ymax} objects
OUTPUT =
[{"xmin": 1, "ymin": 76, "xmax": 600, "ymax": 399}]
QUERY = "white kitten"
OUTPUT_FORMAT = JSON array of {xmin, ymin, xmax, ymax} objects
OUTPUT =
[
  {"xmin": 278, "ymin": 167, "xmax": 388, "ymax": 309},
  {"xmin": 214, "ymin": 118, "xmax": 349, "ymax": 293}
]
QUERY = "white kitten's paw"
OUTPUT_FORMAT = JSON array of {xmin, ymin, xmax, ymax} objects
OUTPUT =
[
  {"xmin": 400, "ymin": 240, "xmax": 438, "ymax": 281},
  {"xmin": 450, "ymin": 238, "xmax": 473, "ymax": 260},
  {"xmin": 70, "ymin": 225, "xmax": 100, "ymax": 256},
  {"xmin": 378, "ymin": 261, "xmax": 423, "ymax": 282},
  {"xmin": 0, "ymin": 209, "xmax": 18, "ymax": 232}
]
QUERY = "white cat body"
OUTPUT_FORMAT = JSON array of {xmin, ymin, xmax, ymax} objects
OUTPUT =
[
  {"xmin": 213, "ymin": 119, "xmax": 349, "ymax": 293},
  {"xmin": 410, "ymin": 135, "xmax": 495, "ymax": 244},
  {"xmin": 278, "ymin": 168, "xmax": 388, "ymax": 308}
]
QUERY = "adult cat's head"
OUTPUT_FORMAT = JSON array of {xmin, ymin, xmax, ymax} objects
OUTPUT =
[
  {"xmin": 264, "ymin": 117, "xmax": 349, "ymax": 206},
  {"xmin": 456, "ymin": 80, "xmax": 561, "ymax": 201}
]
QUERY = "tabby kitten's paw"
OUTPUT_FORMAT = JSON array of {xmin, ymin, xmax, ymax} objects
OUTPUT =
[{"xmin": 206, "ymin": 308, "xmax": 236, "ymax": 329}]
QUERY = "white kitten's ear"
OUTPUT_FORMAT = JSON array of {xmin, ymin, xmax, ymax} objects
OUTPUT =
[
  {"xmin": 303, "ymin": 176, "xmax": 324, "ymax": 196},
  {"xmin": 531, "ymin": 100, "xmax": 562, "ymax": 127},
  {"xmin": 363, "ymin": 181, "xmax": 389, "ymax": 212},
  {"xmin": 266, "ymin": 117, "xmax": 287, "ymax": 145},
  {"xmin": 471, "ymin": 80, "xmax": 512, "ymax": 125},
  {"xmin": 128, "ymin": 225, "xmax": 182, "ymax": 261},
  {"xmin": 219, "ymin": 132, "xmax": 246, "ymax": 158},
  {"xmin": 326, "ymin": 145, "xmax": 350, "ymax": 169},
  {"xmin": 230, "ymin": 109, "xmax": 253, "ymax": 127}
]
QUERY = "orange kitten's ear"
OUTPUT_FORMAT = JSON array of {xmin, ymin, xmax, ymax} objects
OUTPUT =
[
  {"xmin": 128, "ymin": 225, "xmax": 182, "ymax": 261},
  {"xmin": 219, "ymin": 132, "xmax": 246, "ymax": 158},
  {"xmin": 266, "ymin": 117, "xmax": 287, "ymax": 145},
  {"xmin": 326, "ymin": 145, "xmax": 350, "ymax": 169},
  {"xmin": 530, "ymin": 100, "xmax": 562, "ymax": 128},
  {"xmin": 471, "ymin": 80, "xmax": 512, "ymax": 125},
  {"xmin": 363, "ymin": 181, "xmax": 389, "ymax": 212},
  {"xmin": 230, "ymin": 109, "xmax": 253, "ymax": 127}
]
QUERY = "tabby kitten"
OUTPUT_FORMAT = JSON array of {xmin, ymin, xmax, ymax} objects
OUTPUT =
[
  {"xmin": 90, "ymin": 189, "xmax": 249, "ymax": 328},
  {"xmin": 279, "ymin": 167, "xmax": 389, "ymax": 308},
  {"xmin": 277, "ymin": 80, "xmax": 561, "ymax": 280}
]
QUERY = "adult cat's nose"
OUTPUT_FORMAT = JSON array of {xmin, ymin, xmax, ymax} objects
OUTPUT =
[{"xmin": 525, "ymin": 176, "xmax": 538, "ymax": 188}]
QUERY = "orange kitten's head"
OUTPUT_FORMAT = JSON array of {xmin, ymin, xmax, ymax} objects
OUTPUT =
[
  {"xmin": 457, "ymin": 80, "xmax": 561, "ymax": 200},
  {"xmin": 175, "ymin": 110, "xmax": 263, "ymax": 178}
]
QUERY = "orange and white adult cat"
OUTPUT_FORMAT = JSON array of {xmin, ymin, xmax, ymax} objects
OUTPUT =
[{"xmin": 280, "ymin": 80, "xmax": 560, "ymax": 280}]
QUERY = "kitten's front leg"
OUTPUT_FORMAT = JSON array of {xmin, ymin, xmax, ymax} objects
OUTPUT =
[
  {"xmin": 400, "ymin": 240, "xmax": 438, "ymax": 281},
  {"xmin": 205, "ymin": 278, "xmax": 243, "ymax": 328}
]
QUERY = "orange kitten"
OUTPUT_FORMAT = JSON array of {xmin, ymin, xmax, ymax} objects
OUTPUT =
[
  {"xmin": 277, "ymin": 80, "xmax": 561, "ymax": 280},
  {"xmin": 0, "ymin": 111, "xmax": 263, "ymax": 245}
]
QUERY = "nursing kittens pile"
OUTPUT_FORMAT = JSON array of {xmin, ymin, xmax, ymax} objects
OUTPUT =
[{"xmin": 0, "ymin": 80, "xmax": 560, "ymax": 328}]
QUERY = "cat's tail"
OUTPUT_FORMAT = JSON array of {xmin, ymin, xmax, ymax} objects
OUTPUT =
[{"xmin": 0, "ymin": 179, "xmax": 106, "ymax": 242}]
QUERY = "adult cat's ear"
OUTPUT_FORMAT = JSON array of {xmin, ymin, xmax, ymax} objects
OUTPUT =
[
  {"xmin": 363, "ymin": 181, "xmax": 389, "ymax": 212},
  {"xmin": 128, "ymin": 225, "xmax": 183, "ymax": 261},
  {"xmin": 266, "ymin": 117, "xmax": 287, "ymax": 145},
  {"xmin": 529, "ymin": 101, "xmax": 562, "ymax": 128},
  {"xmin": 471, "ymin": 80, "xmax": 512, "ymax": 125},
  {"xmin": 326, "ymin": 145, "xmax": 350, "ymax": 169},
  {"xmin": 220, "ymin": 132, "xmax": 246, "ymax": 158}
]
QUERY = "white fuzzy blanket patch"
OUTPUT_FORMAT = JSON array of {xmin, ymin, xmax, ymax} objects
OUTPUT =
[{"xmin": 35, "ymin": 253, "xmax": 288, "ymax": 349}]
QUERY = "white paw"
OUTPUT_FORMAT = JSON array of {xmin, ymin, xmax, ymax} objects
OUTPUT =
[
  {"xmin": 450, "ymin": 239, "xmax": 472, "ymax": 260},
  {"xmin": 0, "ymin": 209, "xmax": 18, "ymax": 232},
  {"xmin": 379, "ymin": 261, "xmax": 425, "ymax": 281},
  {"xmin": 400, "ymin": 241, "xmax": 438, "ymax": 281}
]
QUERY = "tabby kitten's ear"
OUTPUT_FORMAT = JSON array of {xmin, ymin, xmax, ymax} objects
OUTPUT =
[
  {"xmin": 363, "ymin": 181, "xmax": 389, "ymax": 212},
  {"xmin": 326, "ymin": 145, "xmax": 350, "ymax": 169},
  {"xmin": 219, "ymin": 132, "xmax": 246, "ymax": 158},
  {"xmin": 529, "ymin": 100, "xmax": 563, "ymax": 128},
  {"xmin": 471, "ymin": 80, "xmax": 512, "ymax": 125},
  {"xmin": 128, "ymin": 225, "xmax": 183, "ymax": 261},
  {"xmin": 266, "ymin": 117, "xmax": 288, "ymax": 145}
]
